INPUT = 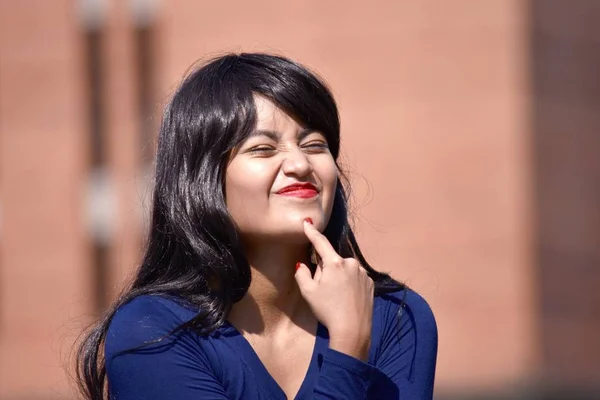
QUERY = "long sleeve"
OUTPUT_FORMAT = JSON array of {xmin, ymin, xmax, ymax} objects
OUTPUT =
[
  {"xmin": 311, "ymin": 289, "xmax": 438, "ymax": 399},
  {"xmin": 105, "ymin": 296, "xmax": 229, "ymax": 400}
]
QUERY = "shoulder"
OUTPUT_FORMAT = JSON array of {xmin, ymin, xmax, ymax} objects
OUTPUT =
[
  {"xmin": 369, "ymin": 289, "xmax": 438, "ymax": 396},
  {"xmin": 374, "ymin": 288, "xmax": 438, "ymax": 342},
  {"xmin": 105, "ymin": 295, "xmax": 199, "ymax": 356},
  {"xmin": 104, "ymin": 296, "xmax": 232, "ymax": 398},
  {"xmin": 370, "ymin": 288, "xmax": 438, "ymax": 381}
]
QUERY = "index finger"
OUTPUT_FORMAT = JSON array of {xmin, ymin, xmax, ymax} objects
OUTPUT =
[{"xmin": 303, "ymin": 219, "xmax": 340, "ymax": 261}]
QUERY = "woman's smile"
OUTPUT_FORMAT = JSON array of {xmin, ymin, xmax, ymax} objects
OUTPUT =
[
  {"xmin": 276, "ymin": 182, "xmax": 319, "ymax": 199},
  {"xmin": 277, "ymin": 188, "xmax": 318, "ymax": 198}
]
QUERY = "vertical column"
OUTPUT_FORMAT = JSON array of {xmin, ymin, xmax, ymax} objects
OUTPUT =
[
  {"xmin": 101, "ymin": 0, "xmax": 142, "ymax": 301},
  {"xmin": 0, "ymin": 0, "xmax": 92, "ymax": 397}
]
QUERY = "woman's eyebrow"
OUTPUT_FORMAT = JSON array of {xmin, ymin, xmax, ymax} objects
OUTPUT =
[
  {"xmin": 250, "ymin": 128, "xmax": 316, "ymax": 141},
  {"xmin": 297, "ymin": 128, "xmax": 318, "ymax": 141}
]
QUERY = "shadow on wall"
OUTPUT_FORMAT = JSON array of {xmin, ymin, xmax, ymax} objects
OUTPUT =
[{"xmin": 530, "ymin": 0, "xmax": 600, "ymax": 393}]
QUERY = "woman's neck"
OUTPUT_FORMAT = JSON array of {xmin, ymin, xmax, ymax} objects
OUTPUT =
[{"xmin": 228, "ymin": 243, "xmax": 313, "ymax": 335}]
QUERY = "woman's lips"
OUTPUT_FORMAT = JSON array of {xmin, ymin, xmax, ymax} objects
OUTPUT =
[
  {"xmin": 277, "ymin": 188, "xmax": 319, "ymax": 198},
  {"xmin": 276, "ymin": 183, "xmax": 319, "ymax": 198}
]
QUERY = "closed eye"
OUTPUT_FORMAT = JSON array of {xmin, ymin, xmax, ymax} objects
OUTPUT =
[
  {"xmin": 247, "ymin": 145, "xmax": 276, "ymax": 155},
  {"xmin": 302, "ymin": 141, "xmax": 329, "ymax": 152}
]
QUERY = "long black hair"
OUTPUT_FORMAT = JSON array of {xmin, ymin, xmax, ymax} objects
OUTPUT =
[{"xmin": 75, "ymin": 52, "xmax": 405, "ymax": 399}]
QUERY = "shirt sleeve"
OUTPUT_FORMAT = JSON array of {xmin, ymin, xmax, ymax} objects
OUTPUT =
[
  {"xmin": 312, "ymin": 289, "xmax": 438, "ymax": 399},
  {"xmin": 105, "ymin": 296, "xmax": 228, "ymax": 400}
]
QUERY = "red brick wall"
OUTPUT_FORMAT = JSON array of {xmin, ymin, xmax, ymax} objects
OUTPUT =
[
  {"xmin": 1, "ymin": 0, "xmax": 598, "ymax": 398},
  {"xmin": 0, "ymin": 1, "xmax": 91, "ymax": 398}
]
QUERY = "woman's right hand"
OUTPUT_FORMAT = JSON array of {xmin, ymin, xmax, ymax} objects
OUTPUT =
[{"xmin": 294, "ymin": 219, "xmax": 374, "ymax": 361}]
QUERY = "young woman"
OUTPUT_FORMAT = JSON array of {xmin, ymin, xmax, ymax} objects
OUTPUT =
[{"xmin": 76, "ymin": 53, "xmax": 438, "ymax": 399}]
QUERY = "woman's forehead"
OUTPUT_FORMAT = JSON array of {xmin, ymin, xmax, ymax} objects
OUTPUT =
[
  {"xmin": 254, "ymin": 96, "xmax": 294, "ymax": 128},
  {"xmin": 251, "ymin": 95, "xmax": 315, "ymax": 138}
]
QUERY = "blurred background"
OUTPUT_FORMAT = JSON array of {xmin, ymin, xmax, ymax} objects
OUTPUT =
[{"xmin": 1, "ymin": 0, "xmax": 599, "ymax": 399}]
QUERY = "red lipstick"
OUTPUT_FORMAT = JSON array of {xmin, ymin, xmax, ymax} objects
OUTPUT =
[{"xmin": 276, "ymin": 182, "xmax": 319, "ymax": 198}]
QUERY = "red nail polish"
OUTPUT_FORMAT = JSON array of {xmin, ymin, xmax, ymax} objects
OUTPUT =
[
  {"xmin": 295, "ymin": 262, "xmax": 301, "ymax": 271},
  {"xmin": 304, "ymin": 218, "xmax": 313, "ymax": 224}
]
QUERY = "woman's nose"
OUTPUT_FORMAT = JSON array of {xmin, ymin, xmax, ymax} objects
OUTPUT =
[{"xmin": 281, "ymin": 148, "xmax": 313, "ymax": 177}]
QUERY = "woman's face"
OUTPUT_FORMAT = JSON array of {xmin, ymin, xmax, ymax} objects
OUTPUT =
[{"xmin": 225, "ymin": 95, "xmax": 337, "ymax": 244}]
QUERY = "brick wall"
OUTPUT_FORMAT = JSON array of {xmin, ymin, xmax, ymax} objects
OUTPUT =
[{"xmin": 0, "ymin": 0, "xmax": 598, "ymax": 398}]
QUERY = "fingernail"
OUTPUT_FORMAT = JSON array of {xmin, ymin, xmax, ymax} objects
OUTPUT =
[
  {"xmin": 304, "ymin": 218, "xmax": 313, "ymax": 225},
  {"xmin": 295, "ymin": 262, "xmax": 301, "ymax": 271}
]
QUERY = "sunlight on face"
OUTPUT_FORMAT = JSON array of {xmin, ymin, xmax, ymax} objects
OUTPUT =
[{"xmin": 225, "ymin": 95, "xmax": 337, "ymax": 244}]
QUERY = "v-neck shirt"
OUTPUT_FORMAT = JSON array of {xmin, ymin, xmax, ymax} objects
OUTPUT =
[{"xmin": 105, "ymin": 288, "xmax": 437, "ymax": 399}]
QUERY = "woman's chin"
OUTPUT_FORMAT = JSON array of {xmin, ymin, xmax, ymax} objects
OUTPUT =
[
  {"xmin": 240, "ymin": 217, "xmax": 326, "ymax": 244},
  {"xmin": 248, "ymin": 228, "xmax": 312, "ymax": 245}
]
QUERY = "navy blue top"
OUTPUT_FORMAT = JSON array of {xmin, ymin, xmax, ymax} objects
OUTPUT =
[{"xmin": 105, "ymin": 289, "xmax": 438, "ymax": 399}]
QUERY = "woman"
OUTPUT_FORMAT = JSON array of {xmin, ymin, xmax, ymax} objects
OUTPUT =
[{"xmin": 76, "ymin": 53, "xmax": 438, "ymax": 399}]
